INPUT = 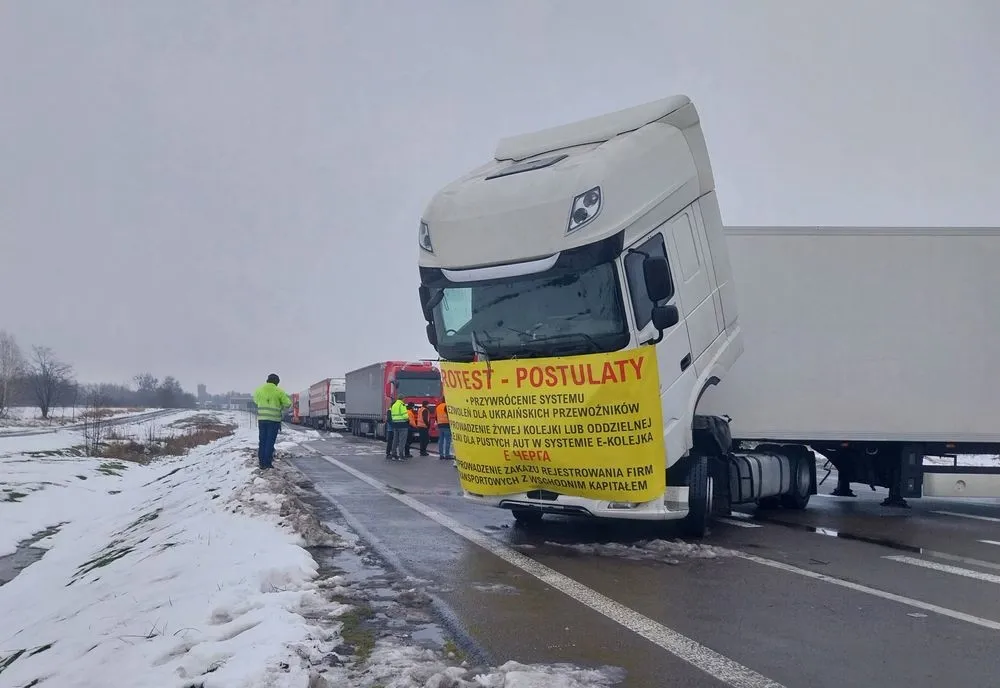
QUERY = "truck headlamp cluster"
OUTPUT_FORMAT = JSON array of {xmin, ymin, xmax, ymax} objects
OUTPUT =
[
  {"xmin": 567, "ymin": 186, "xmax": 602, "ymax": 234},
  {"xmin": 418, "ymin": 221, "xmax": 433, "ymax": 253}
]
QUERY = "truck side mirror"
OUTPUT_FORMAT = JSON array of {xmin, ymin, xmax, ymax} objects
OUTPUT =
[
  {"xmin": 652, "ymin": 304, "xmax": 679, "ymax": 330},
  {"xmin": 643, "ymin": 256, "xmax": 673, "ymax": 303},
  {"xmin": 647, "ymin": 304, "xmax": 680, "ymax": 344},
  {"xmin": 418, "ymin": 285, "xmax": 432, "ymax": 322},
  {"xmin": 425, "ymin": 323, "xmax": 439, "ymax": 348}
]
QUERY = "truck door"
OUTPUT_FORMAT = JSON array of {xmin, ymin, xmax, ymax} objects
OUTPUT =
[
  {"xmin": 623, "ymin": 225, "xmax": 698, "ymax": 466},
  {"xmin": 666, "ymin": 208, "xmax": 716, "ymax": 371}
]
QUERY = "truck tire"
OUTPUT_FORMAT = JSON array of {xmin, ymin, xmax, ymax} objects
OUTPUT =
[
  {"xmin": 511, "ymin": 508, "xmax": 543, "ymax": 526},
  {"xmin": 681, "ymin": 455, "xmax": 711, "ymax": 538},
  {"xmin": 781, "ymin": 454, "xmax": 812, "ymax": 510}
]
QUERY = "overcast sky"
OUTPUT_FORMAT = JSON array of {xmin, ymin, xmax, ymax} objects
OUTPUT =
[{"xmin": 1, "ymin": 1, "xmax": 997, "ymax": 394}]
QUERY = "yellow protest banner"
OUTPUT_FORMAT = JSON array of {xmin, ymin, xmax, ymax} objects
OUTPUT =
[{"xmin": 439, "ymin": 345, "xmax": 666, "ymax": 502}]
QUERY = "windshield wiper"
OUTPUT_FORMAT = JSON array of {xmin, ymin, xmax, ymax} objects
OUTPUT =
[{"xmin": 515, "ymin": 331, "xmax": 603, "ymax": 355}]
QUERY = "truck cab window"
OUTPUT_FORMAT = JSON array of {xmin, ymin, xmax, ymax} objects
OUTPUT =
[
  {"xmin": 439, "ymin": 287, "xmax": 473, "ymax": 332},
  {"xmin": 624, "ymin": 232, "xmax": 673, "ymax": 330}
]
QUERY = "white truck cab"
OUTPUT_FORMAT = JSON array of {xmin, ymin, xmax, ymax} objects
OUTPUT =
[
  {"xmin": 329, "ymin": 377, "xmax": 348, "ymax": 431},
  {"xmin": 417, "ymin": 96, "xmax": 814, "ymax": 535}
]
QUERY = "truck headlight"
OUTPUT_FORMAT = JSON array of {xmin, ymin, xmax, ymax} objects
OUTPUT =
[
  {"xmin": 419, "ymin": 221, "xmax": 433, "ymax": 253},
  {"xmin": 567, "ymin": 186, "xmax": 602, "ymax": 234}
]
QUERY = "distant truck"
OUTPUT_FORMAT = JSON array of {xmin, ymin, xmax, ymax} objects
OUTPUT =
[
  {"xmin": 293, "ymin": 389, "xmax": 310, "ymax": 425},
  {"xmin": 303, "ymin": 377, "xmax": 348, "ymax": 432},
  {"xmin": 345, "ymin": 361, "xmax": 443, "ymax": 440},
  {"xmin": 415, "ymin": 93, "xmax": 1000, "ymax": 536}
]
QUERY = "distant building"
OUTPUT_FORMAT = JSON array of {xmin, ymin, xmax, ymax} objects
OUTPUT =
[
  {"xmin": 227, "ymin": 393, "xmax": 253, "ymax": 411},
  {"xmin": 197, "ymin": 384, "xmax": 208, "ymax": 401}
]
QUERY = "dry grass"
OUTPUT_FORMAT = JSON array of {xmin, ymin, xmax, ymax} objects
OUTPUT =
[
  {"xmin": 96, "ymin": 414, "xmax": 236, "ymax": 464},
  {"xmin": 78, "ymin": 407, "xmax": 145, "ymax": 421}
]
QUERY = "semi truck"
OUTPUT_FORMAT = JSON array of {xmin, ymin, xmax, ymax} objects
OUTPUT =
[
  {"xmin": 345, "ymin": 361, "xmax": 444, "ymax": 440},
  {"xmin": 287, "ymin": 392, "xmax": 300, "ymax": 423},
  {"xmin": 294, "ymin": 389, "xmax": 310, "ymax": 425},
  {"xmin": 304, "ymin": 377, "xmax": 348, "ymax": 432},
  {"xmin": 414, "ymin": 93, "xmax": 1000, "ymax": 536}
]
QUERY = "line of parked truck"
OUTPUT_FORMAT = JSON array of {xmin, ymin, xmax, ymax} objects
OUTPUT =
[{"xmin": 286, "ymin": 360, "xmax": 445, "ymax": 440}]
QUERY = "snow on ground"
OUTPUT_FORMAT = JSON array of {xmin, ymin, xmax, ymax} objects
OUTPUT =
[
  {"xmin": 923, "ymin": 454, "xmax": 1000, "ymax": 467},
  {"xmin": 1, "ymin": 417, "xmax": 627, "ymax": 687},
  {"xmin": 0, "ymin": 409, "xmax": 216, "ymax": 553},
  {"xmin": 0, "ymin": 406, "xmax": 153, "ymax": 433},
  {"xmin": 534, "ymin": 539, "xmax": 734, "ymax": 565}
]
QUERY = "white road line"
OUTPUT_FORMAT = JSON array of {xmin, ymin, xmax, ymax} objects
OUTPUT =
[
  {"xmin": 308, "ymin": 449, "xmax": 784, "ymax": 688},
  {"xmin": 885, "ymin": 555, "xmax": 1000, "ymax": 586},
  {"xmin": 932, "ymin": 510, "xmax": 1000, "ymax": 524},
  {"xmin": 734, "ymin": 551, "xmax": 1000, "ymax": 631},
  {"xmin": 717, "ymin": 517, "xmax": 762, "ymax": 529},
  {"xmin": 979, "ymin": 540, "xmax": 1000, "ymax": 547},
  {"xmin": 925, "ymin": 549, "xmax": 1000, "ymax": 573}
]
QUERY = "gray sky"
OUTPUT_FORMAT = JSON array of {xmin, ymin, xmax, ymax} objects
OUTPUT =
[{"xmin": 2, "ymin": 1, "xmax": 997, "ymax": 394}]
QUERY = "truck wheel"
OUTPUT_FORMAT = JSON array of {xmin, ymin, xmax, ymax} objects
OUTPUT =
[
  {"xmin": 682, "ymin": 455, "xmax": 711, "ymax": 538},
  {"xmin": 781, "ymin": 455, "xmax": 812, "ymax": 510},
  {"xmin": 511, "ymin": 509, "xmax": 543, "ymax": 526}
]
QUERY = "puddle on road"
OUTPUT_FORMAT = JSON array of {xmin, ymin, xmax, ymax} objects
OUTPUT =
[
  {"xmin": 0, "ymin": 524, "xmax": 63, "ymax": 586},
  {"xmin": 738, "ymin": 514, "xmax": 925, "ymax": 554}
]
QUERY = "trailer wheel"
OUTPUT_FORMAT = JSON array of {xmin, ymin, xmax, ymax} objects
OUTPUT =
[
  {"xmin": 682, "ymin": 455, "xmax": 711, "ymax": 538},
  {"xmin": 781, "ymin": 454, "xmax": 812, "ymax": 510},
  {"xmin": 511, "ymin": 509, "xmax": 543, "ymax": 526}
]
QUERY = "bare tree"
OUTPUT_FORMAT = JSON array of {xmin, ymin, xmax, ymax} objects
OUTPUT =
[
  {"xmin": 82, "ymin": 387, "xmax": 111, "ymax": 454},
  {"xmin": 28, "ymin": 346, "xmax": 74, "ymax": 420},
  {"xmin": 0, "ymin": 330, "xmax": 24, "ymax": 418}
]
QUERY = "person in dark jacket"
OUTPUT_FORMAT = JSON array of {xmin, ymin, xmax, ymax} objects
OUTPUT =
[
  {"xmin": 385, "ymin": 407, "xmax": 394, "ymax": 459},
  {"xmin": 417, "ymin": 401, "xmax": 431, "ymax": 456}
]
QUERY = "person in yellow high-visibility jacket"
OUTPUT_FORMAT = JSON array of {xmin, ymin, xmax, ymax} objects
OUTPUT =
[
  {"xmin": 389, "ymin": 392, "xmax": 410, "ymax": 460},
  {"xmin": 253, "ymin": 373, "xmax": 291, "ymax": 469}
]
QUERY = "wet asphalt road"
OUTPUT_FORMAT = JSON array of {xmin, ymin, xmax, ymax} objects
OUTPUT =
[{"xmin": 283, "ymin": 427, "xmax": 1000, "ymax": 688}]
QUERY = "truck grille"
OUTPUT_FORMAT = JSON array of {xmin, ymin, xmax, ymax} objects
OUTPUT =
[{"xmin": 526, "ymin": 490, "xmax": 559, "ymax": 501}]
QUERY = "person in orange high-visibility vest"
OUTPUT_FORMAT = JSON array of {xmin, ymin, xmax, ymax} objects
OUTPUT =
[
  {"xmin": 405, "ymin": 404, "xmax": 417, "ymax": 457},
  {"xmin": 416, "ymin": 401, "xmax": 431, "ymax": 456},
  {"xmin": 436, "ymin": 401, "xmax": 452, "ymax": 460}
]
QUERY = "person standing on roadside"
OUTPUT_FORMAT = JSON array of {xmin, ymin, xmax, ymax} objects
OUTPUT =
[
  {"xmin": 253, "ymin": 373, "xmax": 291, "ymax": 470},
  {"xmin": 436, "ymin": 400, "xmax": 452, "ymax": 460},
  {"xmin": 389, "ymin": 392, "xmax": 410, "ymax": 460},
  {"xmin": 416, "ymin": 401, "xmax": 431, "ymax": 456},
  {"xmin": 405, "ymin": 403, "xmax": 417, "ymax": 457},
  {"xmin": 384, "ymin": 405, "xmax": 395, "ymax": 459}
]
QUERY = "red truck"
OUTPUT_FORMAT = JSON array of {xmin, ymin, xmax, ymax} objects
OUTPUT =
[
  {"xmin": 290, "ymin": 392, "xmax": 302, "ymax": 424},
  {"xmin": 345, "ymin": 360, "xmax": 443, "ymax": 440}
]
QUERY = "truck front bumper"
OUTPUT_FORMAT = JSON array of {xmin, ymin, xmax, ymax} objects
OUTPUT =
[{"xmin": 464, "ymin": 487, "xmax": 690, "ymax": 521}]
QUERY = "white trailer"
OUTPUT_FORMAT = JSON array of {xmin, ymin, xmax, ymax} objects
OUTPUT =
[
  {"xmin": 297, "ymin": 389, "xmax": 311, "ymax": 424},
  {"xmin": 414, "ymin": 93, "xmax": 1000, "ymax": 536},
  {"xmin": 698, "ymin": 226, "xmax": 1000, "ymax": 505}
]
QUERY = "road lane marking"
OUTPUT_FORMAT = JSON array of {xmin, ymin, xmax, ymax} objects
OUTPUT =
[
  {"xmin": 979, "ymin": 540, "xmax": 1000, "ymax": 547},
  {"xmin": 717, "ymin": 517, "xmax": 762, "ymax": 529},
  {"xmin": 925, "ymin": 550, "xmax": 1000, "ymax": 573},
  {"xmin": 734, "ymin": 552, "xmax": 1000, "ymax": 631},
  {"xmin": 885, "ymin": 555, "xmax": 1000, "ymax": 585},
  {"xmin": 303, "ymin": 441, "xmax": 1000, "ymax": 640},
  {"xmin": 307, "ymin": 448, "xmax": 785, "ymax": 688},
  {"xmin": 932, "ymin": 510, "xmax": 1000, "ymax": 524}
]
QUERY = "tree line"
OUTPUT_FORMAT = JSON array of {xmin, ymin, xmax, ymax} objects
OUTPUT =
[{"xmin": 0, "ymin": 330, "xmax": 198, "ymax": 419}]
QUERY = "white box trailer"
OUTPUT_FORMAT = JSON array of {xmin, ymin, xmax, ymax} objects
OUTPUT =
[{"xmin": 698, "ymin": 226, "xmax": 1000, "ymax": 503}]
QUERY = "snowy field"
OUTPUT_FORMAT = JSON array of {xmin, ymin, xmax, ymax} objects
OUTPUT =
[
  {"xmin": 0, "ymin": 405, "xmax": 155, "ymax": 434},
  {"xmin": 0, "ymin": 412, "xmax": 626, "ymax": 687}
]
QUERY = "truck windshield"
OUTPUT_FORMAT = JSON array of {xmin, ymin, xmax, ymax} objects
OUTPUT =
[
  {"xmin": 431, "ymin": 261, "xmax": 629, "ymax": 361},
  {"xmin": 396, "ymin": 374, "xmax": 442, "ymax": 398},
  {"xmin": 332, "ymin": 391, "xmax": 346, "ymax": 404}
]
